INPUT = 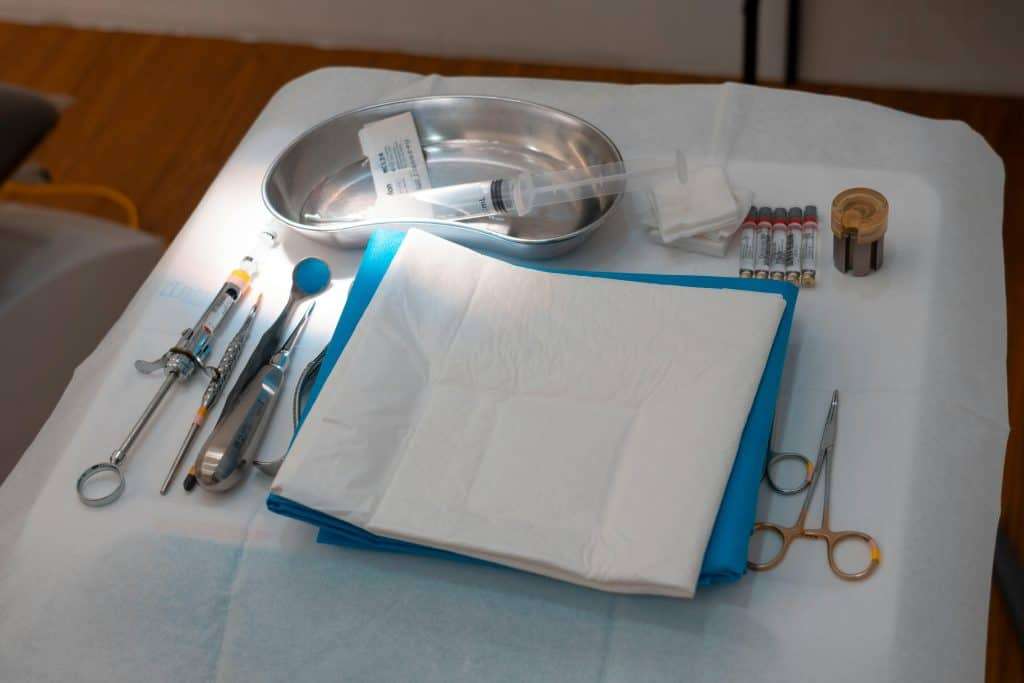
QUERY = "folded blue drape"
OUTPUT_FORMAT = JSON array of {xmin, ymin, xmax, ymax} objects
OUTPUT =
[{"xmin": 268, "ymin": 230, "xmax": 798, "ymax": 587}]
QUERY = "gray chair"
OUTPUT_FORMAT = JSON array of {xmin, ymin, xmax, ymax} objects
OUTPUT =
[
  {"xmin": 0, "ymin": 84, "xmax": 163, "ymax": 483},
  {"xmin": 0, "ymin": 84, "xmax": 59, "ymax": 181}
]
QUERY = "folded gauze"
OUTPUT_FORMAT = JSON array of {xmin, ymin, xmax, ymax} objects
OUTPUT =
[
  {"xmin": 273, "ymin": 230, "xmax": 786, "ymax": 597},
  {"xmin": 649, "ymin": 165, "xmax": 740, "ymax": 243},
  {"xmin": 645, "ymin": 185, "xmax": 753, "ymax": 257}
]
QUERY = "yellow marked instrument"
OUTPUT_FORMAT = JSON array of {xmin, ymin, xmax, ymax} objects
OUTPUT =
[
  {"xmin": 749, "ymin": 390, "xmax": 881, "ymax": 581},
  {"xmin": 160, "ymin": 295, "xmax": 261, "ymax": 495}
]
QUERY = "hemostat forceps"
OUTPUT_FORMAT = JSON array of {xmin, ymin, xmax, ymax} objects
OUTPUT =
[{"xmin": 749, "ymin": 391, "xmax": 881, "ymax": 581}]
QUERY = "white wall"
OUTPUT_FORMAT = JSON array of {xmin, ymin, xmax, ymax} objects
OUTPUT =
[
  {"xmin": 800, "ymin": 0, "xmax": 1024, "ymax": 95},
  {"xmin": 3, "ymin": 0, "xmax": 1022, "ymax": 95},
  {"xmin": 1, "ymin": 0, "xmax": 759, "ymax": 76}
]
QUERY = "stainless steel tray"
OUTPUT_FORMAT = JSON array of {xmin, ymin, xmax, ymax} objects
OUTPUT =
[{"xmin": 262, "ymin": 96, "xmax": 623, "ymax": 259}]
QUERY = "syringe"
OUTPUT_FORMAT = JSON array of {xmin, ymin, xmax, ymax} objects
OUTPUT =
[
  {"xmin": 303, "ymin": 152, "xmax": 688, "ymax": 224},
  {"xmin": 76, "ymin": 257, "xmax": 257, "ymax": 506}
]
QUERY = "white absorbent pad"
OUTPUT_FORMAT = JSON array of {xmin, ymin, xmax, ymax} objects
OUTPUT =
[
  {"xmin": 273, "ymin": 229, "xmax": 785, "ymax": 598},
  {"xmin": 646, "ymin": 186, "xmax": 754, "ymax": 256},
  {"xmin": 650, "ymin": 165, "xmax": 740, "ymax": 242}
]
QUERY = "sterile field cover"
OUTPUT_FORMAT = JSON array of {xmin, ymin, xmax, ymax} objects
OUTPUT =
[
  {"xmin": 271, "ymin": 229, "xmax": 786, "ymax": 597},
  {"xmin": 268, "ymin": 230, "xmax": 798, "ymax": 587}
]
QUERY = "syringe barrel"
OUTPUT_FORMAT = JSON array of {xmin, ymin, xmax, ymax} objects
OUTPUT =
[
  {"xmin": 167, "ymin": 263, "xmax": 253, "ymax": 377},
  {"xmin": 517, "ymin": 151, "xmax": 687, "ymax": 214},
  {"xmin": 311, "ymin": 151, "xmax": 691, "ymax": 224},
  {"xmin": 379, "ymin": 178, "xmax": 520, "ymax": 221}
]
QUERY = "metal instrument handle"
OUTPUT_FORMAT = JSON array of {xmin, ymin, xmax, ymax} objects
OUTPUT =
[
  {"xmin": 813, "ymin": 528, "xmax": 881, "ymax": 581},
  {"xmin": 76, "ymin": 463, "xmax": 126, "ymax": 507},
  {"xmin": 810, "ymin": 397, "xmax": 881, "ymax": 581},
  {"xmin": 160, "ymin": 421, "xmax": 201, "ymax": 495},
  {"xmin": 252, "ymin": 304, "xmax": 313, "ymax": 475},
  {"xmin": 76, "ymin": 372, "xmax": 179, "ymax": 506},
  {"xmin": 220, "ymin": 305, "xmax": 290, "ymax": 419},
  {"xmin": 207, "ymin": 295, "xmax": 259, "ymax": 405},
  {"xmin": 110, "ymin": 372, "xmax": 179, "ymax": 467},
  {"xmin": 749, "ymin": 434, "xmax": 829, "ymax": 572},
  {"xmin": 162, "ymin": 296, "xmax": 261, "ymax": 494},
  {"xmin": 765, "ymin": 450, "xmax": 814, "ymax": 496},
  {"xmin": 747, "ymin": 521, "xmax": 802, "ymax": 572}
]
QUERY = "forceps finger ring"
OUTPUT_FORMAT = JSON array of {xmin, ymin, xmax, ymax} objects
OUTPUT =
[
  {"xmin": 76, "ymin": 462, "xmax": 127, "ymax": 507},
  {"xmin": 747, "ymin": 521, "xmax": 800, "ymax": 572},
  {"xmin": 822, "ymin": 530, "xmax": 882, "ymax": 581},
  {"xmin": 765, "ymin": 450, "xmax": 814, "ymax": 495}
]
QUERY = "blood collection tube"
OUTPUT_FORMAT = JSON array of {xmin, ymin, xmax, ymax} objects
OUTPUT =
[
  {"xmin": 801, "ymin": 205, "xmax": 819, "ymax": 287},
  {"xmin": 737, "ymin": 206, "xmax": 757, "ymax": 278},
  {"xmin": 754, "ymin": 207, "xmax": 773, "ymax": 279},
  {"xmin": 770, "ymin": 207, "xmax": 788, "ymax": 281},
  {"xmin": 786, "ymin": 206, "xmax": 803, "ymax": 285}
]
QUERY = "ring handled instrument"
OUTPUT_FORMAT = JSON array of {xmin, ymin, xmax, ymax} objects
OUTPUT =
[
  {"xmin": 76, "ymin": 372, "xmax": 179, "ymax": 506},
  {"xmin": 764, "ymin": 408, "xmax": 814, "ymax": 496},
  {"xmin": 765, "ymin": 449, "xmax": 814, "ymax": 496},
  {"xmin": 76, "ymin": 259, "xmax": 255, "ymax": 506},
  {"xmin": 748, "ymin": 390, "xmax": 881, "ymax": 581}
]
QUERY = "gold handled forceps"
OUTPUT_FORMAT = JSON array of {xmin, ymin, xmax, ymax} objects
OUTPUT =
[{"xmin": 749, "ymin": 390, "xmax": 881, "ymax": 581}]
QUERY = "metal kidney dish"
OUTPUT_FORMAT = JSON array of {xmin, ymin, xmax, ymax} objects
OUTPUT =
[{"xmin": 262, "ymin": 96, "xmax": 624, "ymax": 259}]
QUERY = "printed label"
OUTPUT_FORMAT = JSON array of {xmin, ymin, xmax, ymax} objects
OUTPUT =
[
  {"xmin": 801, "ymin": 229, "xmax": 818, "ymax": 271},
  {"xmin": 475, "ymin": 183, "xmax": 499, "ymax": 215},
  {"xmin": 358, "ymin": 112, "xmax": 432, "ymax": 200},
  {"xmin": 770, "ymin": 228, "xmax": 788, "ymax": 271},
  {"xmin": 786, "ymin": 229, "xmax": 803, "ymax": 273},
  {"xmin": 738, "ymin": 229, "xmax": 756, "ymax": 270},
  {"xmin": 754, "ymin": 227, "xmax": 772, "ymax": 271},
  {"xmin": 428, "ymin": 180, "xmax": 497, "ymax": 216}
]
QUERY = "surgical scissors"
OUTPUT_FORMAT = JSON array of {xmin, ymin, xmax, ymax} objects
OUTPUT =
[{"xmin": 748, "ymin": 390, "xmax": 881, "ymax": 581}]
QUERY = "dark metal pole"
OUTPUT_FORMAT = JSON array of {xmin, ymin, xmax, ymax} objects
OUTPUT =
[
  {"xmin": 995, "ymin": 526, "xmax": 1024, "ymax": 650},
  {"xmin": 785, "ymin": 0, "xmax": 802, "ymax": 86},
  {"xmin": 743, "ymin": 0, "xmax": 760, "ymax": 84}
]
